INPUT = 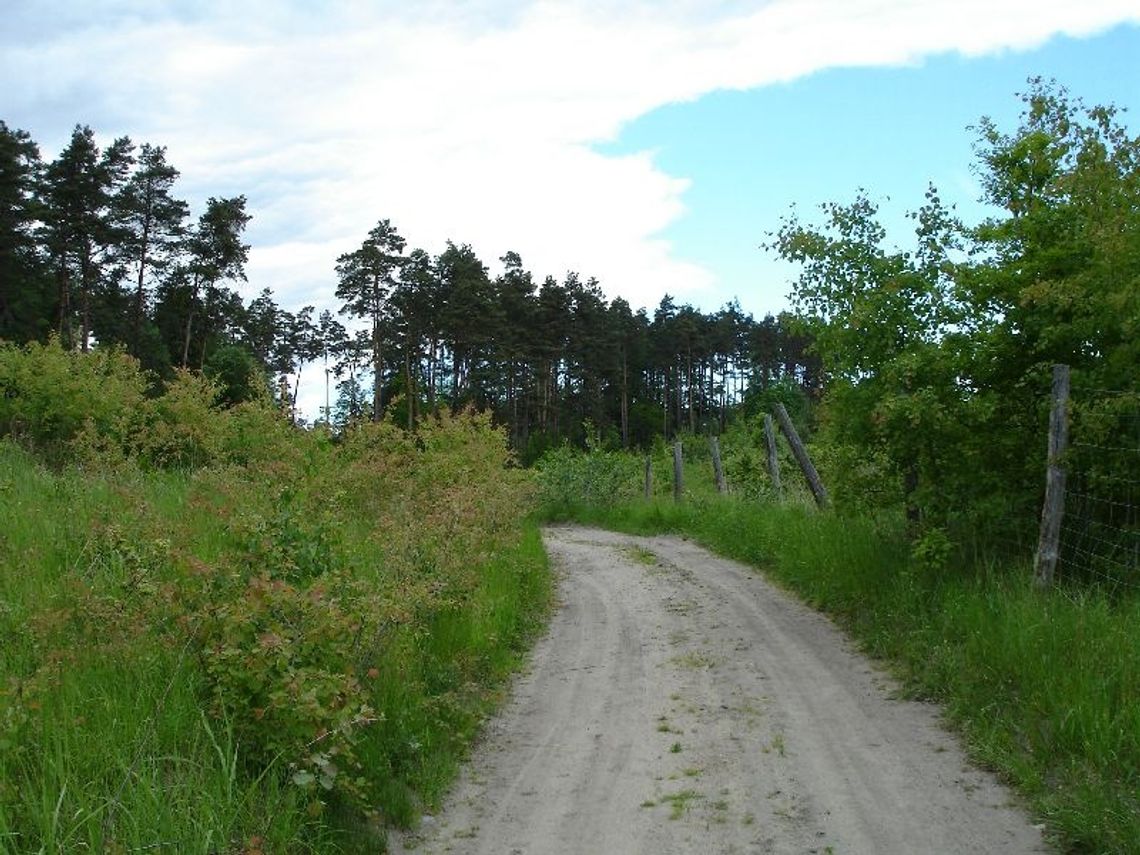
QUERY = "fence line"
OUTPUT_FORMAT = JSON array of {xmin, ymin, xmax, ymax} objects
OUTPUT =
[{"xmin": 1053, "ymin": 378, "xmax": 1139, "ymax": 591}]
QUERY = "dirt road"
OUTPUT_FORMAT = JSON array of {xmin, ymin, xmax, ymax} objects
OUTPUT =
[{"xmin": 390, "ymin": 525, "xmax": 1047, "ymax": 854}]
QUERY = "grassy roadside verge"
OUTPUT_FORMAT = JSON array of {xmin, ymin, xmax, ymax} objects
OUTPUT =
[
  {"xmin": 0, "ymin": 421, "xmax": 551, "ymax": 854},
  {"xmin": 544, "ymin": 496, "xmax": 1140, "ymax": 853}
]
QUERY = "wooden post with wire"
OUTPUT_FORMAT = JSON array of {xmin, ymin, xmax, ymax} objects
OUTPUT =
[
  {"xmin": 710, "ymin": 436, "xmax": 728, "ymax": 494},
  {"xmin": 773, "ymin": 403, "xmax": 828, "ymax": 509},
  {"xmin": 1034, "ymin": 364, "xmax": 1071, "ymax": 589}
]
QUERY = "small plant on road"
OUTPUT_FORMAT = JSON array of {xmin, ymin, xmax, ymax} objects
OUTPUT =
[{"xmin": 661, "ymin": 789, "xmax": 701, "ymax": 820}]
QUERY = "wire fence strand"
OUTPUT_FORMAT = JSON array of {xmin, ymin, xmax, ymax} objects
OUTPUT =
[{"xmin": 1057, "ymin": 387, "xmax": 1140, "ymax": 591}]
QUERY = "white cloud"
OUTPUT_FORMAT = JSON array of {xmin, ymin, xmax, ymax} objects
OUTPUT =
[
  {"xmin": 6, "ymin": 1, "xmax": 1137, "ymax": 301},
  {"xmin": 3, "ymin": 0, "xmax": 1137, "ymax": 416}
]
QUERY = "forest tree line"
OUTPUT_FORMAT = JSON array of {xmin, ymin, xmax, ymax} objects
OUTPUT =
[{"xmin": 1, "ymin": 120, "xmax": 818, "ymax": 459}]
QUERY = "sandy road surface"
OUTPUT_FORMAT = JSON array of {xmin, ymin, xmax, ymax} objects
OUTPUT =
[{"xmin": 390, "ymin": 525, "xmax": 1047, "ymax": 855}]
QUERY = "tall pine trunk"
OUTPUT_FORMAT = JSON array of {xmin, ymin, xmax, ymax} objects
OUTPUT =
[
  {"xmin": 181, "ymin": 272, "xmax": 201, "ymax": 368},
  {"xmin": 78, "ymin": 245, "xmax": 93, "ymax": 352},
  {"xmin": 372, "ymin": 318, "xmax": 383, "ymax": 421},
  {"xmin": 620, "ymin": 349, "xmax": 629, "ymax": 448},
  {"xmin": 131, "ymin": 207, "xmax": 152, "ymax": 355},
  {"xmin": 55, "ymin": 259, "xmax": 71, "ymax": 348}
]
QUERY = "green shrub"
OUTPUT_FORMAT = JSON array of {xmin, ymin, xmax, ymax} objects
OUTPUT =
[
  {"xmin": 0, "ymin": 338, "xmax": 147, "ymax": 458},
  {"xmin": 0, "ymin": 355, "xmax": 550, "ymax": 850},
  {"xmin": 131, "ymin": 369, "xmax": 226, "ymax": 468},
  {"xmin": 535, "ymin": 444, "xmax": 641, "ymax": 512}
]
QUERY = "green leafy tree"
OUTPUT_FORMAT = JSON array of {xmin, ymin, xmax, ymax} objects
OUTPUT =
[
  {"xmin": 494, "ymin": 251, "xmax": 537, "ymax": 444},
  {"xmin": 968, "ymin": 78, "xmax": 1140, "ymax": 387},
  {"xmin": 242, "ymin": 287, "xmax": 282, "ymax": 370},
  {"xmin": 766, "ymin": 79, "xmax": 1140, "ymax": 543},
  {"xmin": 204, "ymin": 342, "xmax": 266, "ymax": 407},
  {"xmin": 280, "ymin": 305, "xmax": 320, "ymax": 421},
  {"xmin": 391, "ymin": 248, "xmax": 439, "ymax": 427}
]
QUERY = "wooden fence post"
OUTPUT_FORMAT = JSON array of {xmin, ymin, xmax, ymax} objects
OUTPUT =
[
  {"xmin": 773, "ymin": 403, "xmax": 829, "ymax": 509},
  {"xmin": 673, "ymin": 441, "xmax": 684, "ymax": 502},
  {"xmin": 644, "ymin": 454, "xmax": 653, "ymax": 500},
  {"xmin": 763, "ymin": 414, "xmax": 782, "ymax": 497},
  {"xmin": 710, "ymin": 436, "xmax": 728, "ymax": 494},
  {"xmin": 1034, "ymin": 364, "xmax": 1070, "ymax": 589}
]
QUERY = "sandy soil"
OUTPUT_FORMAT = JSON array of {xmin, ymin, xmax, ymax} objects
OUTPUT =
[{"xmin": 389, "ymin": 525, "xmax": 1048, "ymax": 855}]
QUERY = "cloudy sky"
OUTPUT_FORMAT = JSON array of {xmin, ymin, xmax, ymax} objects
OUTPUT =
[{"xmin": 3, "ymin": 1, "xmax": 1139, "ymax": 412}]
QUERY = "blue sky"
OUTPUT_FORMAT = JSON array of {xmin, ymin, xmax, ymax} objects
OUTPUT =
[
  {"xmin": 3, "ymin": 1, "xmax": 1139, "ymax": 415},
  {"xmin": 602, "ymin": 22, "xmax": 1140, "ymax": 318}
]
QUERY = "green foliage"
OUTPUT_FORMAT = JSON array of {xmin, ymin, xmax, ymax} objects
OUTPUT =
[
  {"xmin": 766, "ymin": 79, "xmax": 1140, "ymax": 552},
  {"xmin": 0, "ymin": 352, "xmax": 550, "ymax": 851},
  {"xmin": 204, "ymin": 343, "xmax": 269, "ymax": 407},
  {"xmin": 909, "ymin": 526, "xmax": 954, "ymax": 573},
  {"xmin": 5, "ymin": 114, "xmax": 829, "ymax": 456},
  {"xmin": 0, "ymin": 339, "xmax": 311, "ymax": 474},
  {"xmin": 130, "ymin": 369, "xmax": 228, "ymax": 468},
  {"xmin": 535, "ymin": 443, "xmax": 642, "ymax": 513},
  {"xmin": 0, "ymin": 121, "xmax": 50, "ymax": 344},
  {"xmin": 740, "ymin": 373, "xmax": 811, "ymax": 428},
  {"xmin": 0, "ymin": 338, "xmax": 147, "ymax": 457}
]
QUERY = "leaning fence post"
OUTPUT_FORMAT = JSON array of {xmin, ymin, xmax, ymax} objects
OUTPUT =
[
  {"xmin": 773, "ymin": 403, "xmax": 829, "ymax": 509},
  {"xmin": 644, "ymin": 454, "xmax": 653, "ymax": 499},
  {"xmin": 1034, "ymin": 364, "xmax": 1070, "ymax": 590},
  {"xmin": 673, "ymin": 441, "xmax": 684, "ymax": 502},
  {"xmin": 763, "ymin": 414, "xmax": 782, "ymax": 498},
  {"xmin": 709, "ymin": 436, "xmax": 728, "ymax": 494}
]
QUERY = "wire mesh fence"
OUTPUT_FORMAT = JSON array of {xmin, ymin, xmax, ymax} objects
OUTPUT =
[{"xmin": 1057, "ymin": 386, "xmax": 1140, "ymax": 592}]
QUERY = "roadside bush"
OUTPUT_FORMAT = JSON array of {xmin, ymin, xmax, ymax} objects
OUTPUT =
[
  {"xmin": 131, "ymin": 369, "xmax": 227, "ymax": 468},
  {"xmin": 0, "ymin": 352, "xmax": 550, "ymax": 851},
  {"xmin": 0, "ymin": 338, "xmax": 146, "ymax": 458},
  {"xmin": 535, "ymin": 444, "xmax": 641, "ymax": 513}
]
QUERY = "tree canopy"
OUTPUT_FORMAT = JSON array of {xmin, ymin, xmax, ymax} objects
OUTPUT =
[{"xmin": 766, "ymin": 78, "xmax": 1140, "ymax": 540}]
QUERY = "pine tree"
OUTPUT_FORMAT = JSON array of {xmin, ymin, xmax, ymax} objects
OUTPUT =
[
  {"xmin": 335, "ymin": 219, "xmax": 406, "ymax": 420},
  {"xmin": 178, "ymin": 196, "xmax": 250, "ymax": 368},
  {"xmin": 42, "ymin": 126, "xmax": 133, "ymax": 350},
  {"xmin": 113, "ymin": 143, "xmax": 188, "ymax": 363},
  {"xmin": 0, "ymin": 121, "xmax": 49, "ymax": 342}
]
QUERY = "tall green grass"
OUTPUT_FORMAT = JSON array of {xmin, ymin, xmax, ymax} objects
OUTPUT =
[
  {"xmin": 546, "ymin": 493, "xmax": 1140, "ymax": 853},
  {"xmin": 0, "ymin": 429, "xmax": 551, "ymax": 853}
]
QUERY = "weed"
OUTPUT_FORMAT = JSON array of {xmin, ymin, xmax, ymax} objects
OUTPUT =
[
  {"xmin": 625, "ymin": 546, "xmax": 657, "ymax": 566},
  {"xmin": 770, "ymin": 733, "xmax": 786, "ymax": 757},
  {"xmin": 661, "ymin": 789, "xmax": 702, "ymax": 820},
  {"xmin": 669, "ymin": 651, "xmax": 717, "ymax": 670}
]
